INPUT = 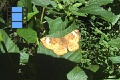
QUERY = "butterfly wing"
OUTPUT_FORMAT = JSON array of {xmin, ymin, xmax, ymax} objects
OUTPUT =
[
  {"xmin": 64, "ymin": 30, "xmax": 80, "ymax": 51},
  {"xmin": 40, "ymin": 37, "xmax": 68, "ymax": 56},
  {"xmin": 40, "ymin": 37, "xmax": 54, "ymax": 50},
  {"xmin": 67, "ymin": 41, "xmax": 79, "ymax": 51},
  {"xmin": 49, "ymin": 38, "xmax": 67, "ymax": 55}
]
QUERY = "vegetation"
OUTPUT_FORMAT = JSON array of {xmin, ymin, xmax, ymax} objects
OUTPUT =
[{"xmin": 0, "ymin": 0, "xmax": 120, "ymax": 80}]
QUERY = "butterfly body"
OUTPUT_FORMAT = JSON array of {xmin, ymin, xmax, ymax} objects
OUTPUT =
[{"xmin": 40, "ymin": 30, "xmax": 80, "ymax": 56}]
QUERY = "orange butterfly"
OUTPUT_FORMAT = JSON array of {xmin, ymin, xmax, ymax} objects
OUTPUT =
[{"xmin": 40, "ymin": 30, "xmax": 80, "ymax": 56}]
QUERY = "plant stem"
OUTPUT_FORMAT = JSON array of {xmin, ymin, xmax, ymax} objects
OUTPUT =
[{"xmin": 40, "ymin": 7, "xmax": 45, "ymax": 25}]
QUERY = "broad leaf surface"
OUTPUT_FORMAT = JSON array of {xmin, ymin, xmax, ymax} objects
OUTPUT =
[
  {"xmin": 67, "ymin": 66, "xmax": 88, "ymax": 80},
  {"xmin": 109, "ymin": 56, "xmax": 120, "ymax": 63},
  {"xmin": 0, "ymin": 29, "xmax": 19, "ymax": 53},
  {"xmin": 87, "ymin": 0, "xmax": 113, "ymax": 6},
  {"xmin": 17, "ymin": 28, "xmax": 37, "ymax": 43},
  {"xmin": 78, "ymin": 6, "xmax": 118, "ymax": 22}
]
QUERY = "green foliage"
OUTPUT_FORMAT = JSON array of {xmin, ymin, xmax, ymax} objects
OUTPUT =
[
  {"xmin": 85, "ymin": 65, "xmax": 99, "ymax": 72},
  {"xmin": 17, "ymin": 28, "xmax": 37, "ymax": 43},
  {"xmin": 67, "ymin": 66, "xmax": 88, "ymax": 80},
  {"xmin": 86, "ymin": 0, "xmax": 113, "ymax": 6},
  {"xmin": 0, "ymin": 17, "xmax": 5, "ymax": 24},
  {"xmin": 20, "ymin": 51, "xmax": 29, "ymax": 64},
  {"xmin": 109, "ymin": 56, "xmax": 120, "ymax": 64},
  {"xmin": 0, "ymin": 29, "xmax": 19, "ymax": 53},
  {"xmin": 78, "ymin": 6, "xmax": 117, "ymax": 22},
  {"xmin": 108, "ymin": 38, "xmax": 120, "ymax": 48},
  {"xmin": 0, "ymin": 0, "xmax": 120, "ymax": 80}
]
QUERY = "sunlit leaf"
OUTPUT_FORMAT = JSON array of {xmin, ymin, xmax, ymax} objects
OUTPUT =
[
  {"xmin": 87, "ymin": 0, "xmax": 113, "ymax": 6},
  {"xmin": 67, "ymin": 66, "xmax": 88, "ymax": 80},
  {"xmin": 44, "ymin": 17, "xmax": 68, "ymax": 34},
  {"xmin": 109, "ymin": 56, "xmax": 120, "ymax": 63},
  {"xmin": 20, "ymin": 52, "xmax": 29, "ymax": 64},
  {"xmin": 17, "ymin": 28, "xmax": 37, "ymax": 43},
  {"xmin": 0, "ymin": 29, "xmax": 19, "ymax": 53},
  {"xmin": 78, "ymin": 6, "xmax": 118, "ymax": 22},
  {"xmin": 31, "ymin": 0, "xmax": 57, "ymax": 7},
  {"xmin": 108, "ymin": 38, "xmax": 120, "ymax": 48}
]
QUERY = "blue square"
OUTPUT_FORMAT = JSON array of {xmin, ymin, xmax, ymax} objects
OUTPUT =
[
  {"xmin": 12, "ymin": 13, "xmax": 22, "ymax": 21},
  {"xmin": 12, "ymin": 22, "xmax": 22, "ymax": 28},
  {"xmin": 12, "ymin": 7, "xmax": 22, "ymax": 12}
]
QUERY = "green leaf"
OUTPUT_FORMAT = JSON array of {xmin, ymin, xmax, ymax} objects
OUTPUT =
[
  {"xmin": 20, "ymin": 52, "xmax": 29, "ymax": 64},
  {"xmin": 0, "ymin": 33, "xmax": 3, "ymax": 41},
  {"xmin": 27, "ymin": 11, "xmax": 39, "ymax": 21},
  {"xmin": 71, "ymin": 3, "xmax": 82, "ymax": 11},
  {"xmin": 76, "ymin": 0, "xmax": 86, "ymax": 3},
  {"xmin": 87, "ymin": 0, "xmax": 113, "ymax": 6},
  {"xmin": 0, "ymin": 17, "xmax": 5, "ymax": 23},
  {"xmin": 62, "ymin": 48, "xmax": 82, "ymax": 63},
  {"xmin": 109, "ymin": 56, "xmax": 120, "ymax": 63},
  {"xmin": 17, "ymin": 28, "xmax": 37, "ymax": 43},
  {"xmin": 67, "ymin": 66, "xmax": 88, "ymax": 80},
  {"xmin": 111, "ymin": 14, "xmax": 120, "ymax": 25},
  {"xmin": 70, "ymin": 3, "xmax": 87, "ymax": 17},
  {"xmin": 72, "ymin": 11, "xmax": 87, "ymax": 17},
  {"xmin": 44, "ymin": 17, "xmax": 68, "ymax": 34},
  {"xmin": 31, "ymin": 0, "xmax": 57, "ymax": 7},
  {"xmin": 33, "ymin": 5, "xmax": 38, "ymax": 12},
  {"xmin": 0, "ymin": 29, "xmax": 19, "ymax": 53},
  {"xmin": 78, "ymin": 6, "xmax": 118, "ymax": 22},
  {"xmin": 47, "ymin": 22, "xmax": 78, "ymax": 38},
  {"xmin": 94, "ymin": 28, "xmax": 108, "ymax": 40},
  {"xmin": 85, "ymin": 65, "xmax": 99, "ymax": 72},
  {"xmin": 17, "ymin": 0, "xmax": 24, "ymax": 7},
  {"xmin": 108, "ymin": 38, "xmax": 120, "ymax": 48},
  {"xmin": 17, "ymin": 0, "xmax": 32, "ymax": 12}
]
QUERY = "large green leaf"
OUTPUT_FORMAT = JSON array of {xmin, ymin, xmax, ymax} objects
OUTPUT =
[
  {"xmin": 31, "ymin": 0, "xmax": 57, "ymax": 8},
  {"xmin": 108, "ymin": 38, "xmax": 120, "ymax": 48},
  {"xmin": 44, "ymin": 17, "xmax": 68, "ymax": 34},
  {"xmin": 0, "ymin": 29, "xmax": 19, "ymax": 53},
  {"xmin": 67, "ymin": 66, "xmax": 88, "ymax": 80},
  {"xmin": 109, "ymin": 56, "xmax": 120, "ymax": 63},
  {"xmin": 47, "ymin": 22, "xmax": 78, "ymax": 38},
  {"xmin": 78, "ymin": 6, "xmax": 118, "ymax": 22},
  {"xmin": 17, "ymin": 28, "xmax": 37, "ymax": 43},
  {"xmin": 87, "ymin": 0, "xmax": 113, "ymax": 6}
]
